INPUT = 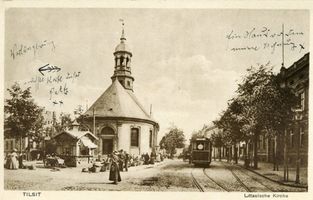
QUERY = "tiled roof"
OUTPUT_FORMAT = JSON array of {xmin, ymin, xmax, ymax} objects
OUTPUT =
[
  {"xmin": 54, "ymin": 130, "xmax": 98, "ymax": 140},
  {"xmin": 84, "ymin": 80, "xmax": 156, "ymax": 123}
]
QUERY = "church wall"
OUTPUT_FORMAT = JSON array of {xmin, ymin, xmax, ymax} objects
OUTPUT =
[
  {"xmin": 83, "ymin": 119, "xmax": 157, "ymax": 156},
  {"xmin": 118, "ymin": 124, "xmax": 130, "ymax": 152},
  {"xmin": 118, "ymin": 122, "xmax": 154, "ymax": 156}
]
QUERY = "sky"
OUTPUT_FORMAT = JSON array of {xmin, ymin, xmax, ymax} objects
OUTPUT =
[{"xmin": 4, "ymin": 8, "xmax": 309, "ymax": 140}]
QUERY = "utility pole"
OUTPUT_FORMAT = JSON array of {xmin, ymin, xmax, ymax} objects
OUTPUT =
[
  {"xmin": 294, "ymin": 108, "xmax": 302, "ymax": 184},
  {"xmin": 282, "ymin": 24, "xmax": 285, "ymax": 68},
  {"xmin": 93, "ymin": 107, "xmax": 96, "ymax": 135}
]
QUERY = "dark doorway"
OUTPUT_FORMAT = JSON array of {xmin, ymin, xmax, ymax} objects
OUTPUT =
[{"xmin": 102, "ymin": 139, "xmax": 113, "ymax": 154}]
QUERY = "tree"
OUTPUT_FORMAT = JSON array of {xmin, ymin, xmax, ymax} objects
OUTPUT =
[
  {"xmin": 191, "ymin": 129, "xmax": 204, "ymax": 140},
  {"xmin": 4, "ymin": 83, "xmax": 44, "ymax": 153},
  {"xmin": 214, "ymin": 98, "xmax": 246, "ymax": 164},
  {"xmin": 236, "ymin": 64, "xmax": 297, "ymax": 169},
  {"xmin": 54, "ymin": 114, "xmax": 72, "ymax": 133},
  {"xmin": 211, "ymin": 131, "xmax": 224, "ymax": 161},
  {"xmin": 159, "ymin": 125, "xmax": 186, "ymax": 158}
]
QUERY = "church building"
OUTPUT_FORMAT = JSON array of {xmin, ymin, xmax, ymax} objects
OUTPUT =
[{"xmin": 82, "ymin": 27, "xmax": 159, "ymax": 156}]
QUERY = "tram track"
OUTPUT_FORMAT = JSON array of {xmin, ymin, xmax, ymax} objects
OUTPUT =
[
  {"xmin": 202, "ymin": 168, "xmax": 229, "ymax": 192},
  {"xmin": 221, "ymin": 161, "xmax": 277, "ymax": 192},
  {"xmin": 232, "ymin": 164, "xmax": 275, "ymax": 192},
  {"xmin": 190, "ymin": 169, "xmax": 205, "ymax": 192},
  {"xmin": 221, "ymin": 162, "xmax": 251, "ymax": 192}
]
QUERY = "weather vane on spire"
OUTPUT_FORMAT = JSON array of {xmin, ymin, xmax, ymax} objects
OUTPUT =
[
  {"xmin": 119, "ymin": 18, "xmax": 126, "ymax": 40},
  {"xmin": 119, "ymin": 18, "xmax": 125, "ymax": 26}
]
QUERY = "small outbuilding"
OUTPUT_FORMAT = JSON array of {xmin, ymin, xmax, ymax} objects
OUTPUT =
[{"xmin": 53, "ymin": 123, "xmax": 98, "ymax": 167}]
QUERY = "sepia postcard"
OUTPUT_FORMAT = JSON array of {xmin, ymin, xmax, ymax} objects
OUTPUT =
[{"xmin": 0, "ymin": 1, "xmax": 312, "ymax": 200}]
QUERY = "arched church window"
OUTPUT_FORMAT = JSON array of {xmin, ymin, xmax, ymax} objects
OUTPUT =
[
  {"xmin": 117, "ymin": 56, "xmax": 120, "ymax": 66},
  {"xmin": 120, "ymin": 56, "xmax": 124, "ymax": 66},
  {"xmin": 101, "ymin": 127, "xmax": 114, "ymax": 135},
  {"xmin": 131, "ymin": 128, "xmax": 139, "ymax": 147},
  {"xmin": 126, "ymin": 56, "xmax": 129, "ymax": 67}
]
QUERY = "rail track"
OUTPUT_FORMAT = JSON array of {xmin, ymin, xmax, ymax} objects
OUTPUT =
[
  {"xmin": 233, "ymin": 165, "xmax": 275, "ymax": 192},
  {"xmin": 192, "ymin": 162, "xmax": 274, "ymax": 192},
  {"xmin": 202, "ymin": 168, "xmax": 229, "ymax": 192},
  {"xmin": 221, "ymin": 161, "xmax": 276, "ymax": 192},
  {"xmin": 190, "ymin": 169, "xmax": 205, "ymax": 192},
  {"xmin": 221, "ymin": 162, "xmax": 251, "ymax": 192}
]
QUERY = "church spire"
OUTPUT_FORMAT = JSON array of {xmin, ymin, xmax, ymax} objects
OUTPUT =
[
  {"xmin": 120, "ymin": 20, "xmax": 126, "ymax": 41},
  {"xmin": 111, "ymin": 19, "xmax": 134, "ymax": 91}
]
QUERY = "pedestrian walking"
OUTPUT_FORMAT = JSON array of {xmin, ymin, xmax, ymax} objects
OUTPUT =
[
  {"xmin": 124, "ymin": 151, "xmax": 129, "ymax": 171},
  {"xmin": 109, "ymin": 151, "xmax": 121, "ymax": 184},
  {"xmin": 150, "ymin": 150, "xmax": 156, "ymax": 164},
  {"xmin": 18, "ymin": 153, "xmax": 24, "ymax": 169},
  {"xmin": 118, "ymin": 149, "xmax": 125, "ymax": 172}
]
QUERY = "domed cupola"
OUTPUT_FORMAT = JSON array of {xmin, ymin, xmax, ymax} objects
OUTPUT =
[
  {"xmin": 114, "ymin": 30, "xmax": 132, "ymax": 54},
  {"xmin": 111, "ymin": 25, "xmax": 134, "ymax": 91}
]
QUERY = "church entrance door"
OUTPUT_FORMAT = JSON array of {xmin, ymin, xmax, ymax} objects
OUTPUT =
[{"xmin": 102, "ymin": 139, "xmax": 113, "ymax": 155}]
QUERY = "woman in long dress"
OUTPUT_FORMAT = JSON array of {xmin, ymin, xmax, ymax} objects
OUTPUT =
[
  {"xmin": 6, "ymin": 149, "xmax": 19, "ymax": 169},
  {"xmin": 109, "ymin": 152, "xmax": 121, "ymax": 184}
]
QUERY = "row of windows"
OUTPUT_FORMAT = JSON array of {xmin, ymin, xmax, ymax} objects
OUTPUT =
[
  {"xmin": 100, "ymin": 127, "xmax": 153, "ymax": 148},
  {"xmin": 114, "ymin": 55, "xmax": 131, "ymax": 67},
  {"xmin": 258, "ymin": 127, "xmax": 306, "ymax": 150}
]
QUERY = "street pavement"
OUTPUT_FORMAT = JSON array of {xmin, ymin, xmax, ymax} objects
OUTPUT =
[
  {"xmin": 4, "ymin": 159, "xmax": 308, "ymax": 192},
  {"xmin": 225, "ymin": 159, "xmax": 308, "ymax": 188}
]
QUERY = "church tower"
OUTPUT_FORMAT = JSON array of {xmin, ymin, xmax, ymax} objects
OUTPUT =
[
  {"xmin": 111, "ymin": 25, "xmax": 134, "ymax": 91},
  {"xmin": 83, "ymin": 22, "xmax": 159, "ymax": 157}
]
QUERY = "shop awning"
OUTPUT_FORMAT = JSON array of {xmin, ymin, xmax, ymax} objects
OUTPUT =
[{"xmin": 80, "ymin": 136, "xmax": 98, "ymax": 149}]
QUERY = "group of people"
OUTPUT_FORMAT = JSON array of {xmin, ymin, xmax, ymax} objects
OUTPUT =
[
  {"xmin": 4, "ymin": 149, "xmax": 24, "ymax": 170},
  {"xmin": 106, "ymin": 150, "xmax": 164, "ymax": 184}
]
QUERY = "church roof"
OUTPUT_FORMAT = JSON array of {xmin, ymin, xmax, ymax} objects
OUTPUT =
[
  {"xmin": 115, "ymin": 42, "xmax": 131, "ymax": 53},
  {"xmin": 84, "ymin": 80, "xmax": 156, "ymax": 124}
]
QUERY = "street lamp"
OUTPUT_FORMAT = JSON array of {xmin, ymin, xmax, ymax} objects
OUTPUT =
[{"xmin": 293, "ymin": 108, "xmax": 302, "ymax": 184}]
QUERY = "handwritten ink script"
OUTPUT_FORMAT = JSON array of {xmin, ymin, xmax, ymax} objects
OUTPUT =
[
  {"xmin": 38, "ymin": 63, "xmax": 61, "ymax": 75},
  {"xmin": 10, "ymin": 40, "xmax": 55, "ymax": 60},
  {"xmin": 24, "ymin": 66, "xmax": 81, "ymax": 105},
  {"xmin": 226, "ymin": 27, "xmax": 305, "ymax": 54}
]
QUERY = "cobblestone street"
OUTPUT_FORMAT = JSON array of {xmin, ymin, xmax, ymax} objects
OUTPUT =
[{"xmin": 4, "ymin": 159, "xmax": 307, "ymax": 192}]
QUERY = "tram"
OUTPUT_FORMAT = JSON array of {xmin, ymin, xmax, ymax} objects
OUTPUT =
[{"xmin": 190, "ymin": 137, "xmax": 212, "ymax": 166}]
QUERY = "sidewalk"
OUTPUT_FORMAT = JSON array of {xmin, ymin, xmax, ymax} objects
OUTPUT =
[{"xmin": 225, "ymin": 159, "xmax": 308, "ymax": 188}]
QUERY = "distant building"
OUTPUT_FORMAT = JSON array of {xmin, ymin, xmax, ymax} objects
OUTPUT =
[
  {"xmin": 3, "ymin": 109, "xmax": 71, "ymax": 159},
  {"xmin": 82, "ymin": 27, "xmax": 159, "ymax": 156},
  {"xmin": 203, "ymin": 125, "xmax": 219, "ymax": 138}
]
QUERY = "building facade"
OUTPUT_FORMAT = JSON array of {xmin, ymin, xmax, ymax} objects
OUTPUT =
[
  {"xmin": 82, "ymin": 28, "xmax": 159, "ymax": 156},
  {"xmin": 257, "ymin": 53, "xmax": 309, "ymax": 166},
  {"xmin": 279, "ymin": 52, "xmax": 309, "ymax": 166}
]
